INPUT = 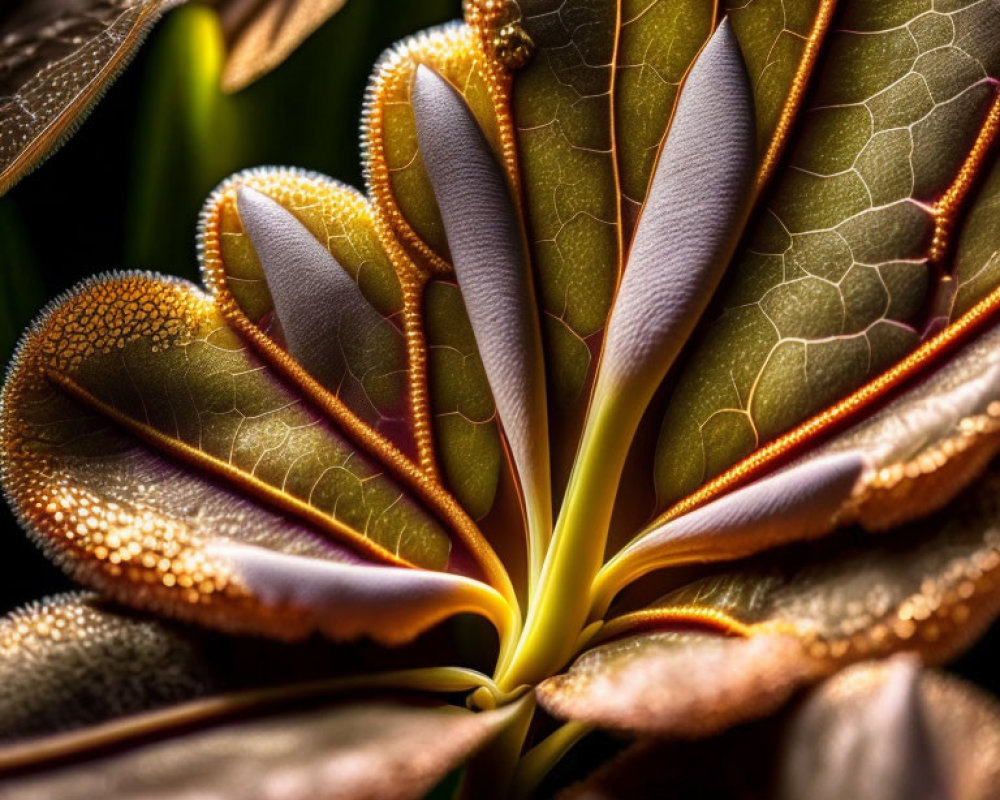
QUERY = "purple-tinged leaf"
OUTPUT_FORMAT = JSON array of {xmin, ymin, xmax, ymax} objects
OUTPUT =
[
  {"xmin": 236, "ymin": 185, "xmax": 406, "ymax": 416},
  {"xmin": 779, "ymin": 656, "xmax": 1000, "ymax": 800},
  {"xmin": 592, "ymin": 451, "xmax": 866, "ymax": 616},
  {"xmin": 411, "ymin": 63, "xmax": 551, "ymax": 583},
  {"xmin": 209, "ymin": 540, "xmax": 512, "ymax": 645},
  {"xmin": 595, "ymin": 18, "xmax": 755, "ymax": 409}
]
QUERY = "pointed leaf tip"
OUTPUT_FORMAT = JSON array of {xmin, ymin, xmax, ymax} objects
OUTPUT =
[
  {"xmin": 411, "ymin": 64, "xmax": 552, "ymax": 569},
  {"xmin": 594, "ymin": 450, "xmax": 867, "ymax": 614},
  {"xmin": 236, "ymin": 184, "xmax": 396, "ymax": 398},
  {"xmin": 208, "ymin": 541, "xmax": 512, "ymax": 645},
  {"xmin": 598, "ymin": 17, "xmax": 756, "ymax": 401}
]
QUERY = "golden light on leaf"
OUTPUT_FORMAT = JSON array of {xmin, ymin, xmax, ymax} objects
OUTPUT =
[{"xmin": 3, "ymin": 1, "xmax": 1000, "ymax": 796}]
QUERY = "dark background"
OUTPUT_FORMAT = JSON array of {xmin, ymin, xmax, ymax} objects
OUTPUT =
[{"xmin": 0, "ymin": 0, "xmax": 998, "ymax": 699}]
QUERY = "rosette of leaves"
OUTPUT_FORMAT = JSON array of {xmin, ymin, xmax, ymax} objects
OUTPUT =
[{"xmin": 4, "ymin": 1, "xmax": 1000, "ymax": 797}]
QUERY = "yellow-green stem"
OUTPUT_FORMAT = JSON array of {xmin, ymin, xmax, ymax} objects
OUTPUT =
[
  {"xmin": 510, "ymin": 721, "xmax": 592, "ymax": 800},
  {"xmin": 459, "ymin": 693, "xmax": 537, "ymax": 800},
  {"xmin": 526, "ymin": 497, "xmax": 551, "ymax": 604},
  {"xmin": 495, "ymin": 389, "xmax": 637, "ymax": 690}
]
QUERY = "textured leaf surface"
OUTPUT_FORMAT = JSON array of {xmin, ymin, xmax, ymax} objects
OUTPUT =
[
  {"xmin": 502, "ymin": 18, "xmax": 758, "ymax": 689},
  {"xmin": 615, "ymin": 0, "xmax": 715, "ymax": 215},
  {"xmin": 953, "ymin": 149, "xmax": 1000, "ymax": 318},
  {"xmin": 559, "ymin": 658, "xmax": 1000, "ymax": 800},
  {"xmin": 0, "ymin": 699, "xmax": 518, "ymax": 800},
  {"xmin": 413, "ymin": 63, "xmax": 551, "ymax": 576},
  {"xmin": 544, "ymin": 453, "xmax": 1000, "ymax": 734},
  {"xmin": 596, "ymin": 18, "xmax": 754, "ymax": 403},
  {"xmin": 361, "ymin": 34, "xmax": 515, "ymax": 523},
  {"xmin": 656, "ymin": 0, "xmax": 1000, "ymax": 506},
  {"xmin": 3, "ymin": 273, "xmax": 449, "ymax": 567},
  {"xmin": 537, "ymin": 630, "xmax": 821, "ymax": 737},
  {"xmin": 0, "ymin": 593, "xmax": 218, "ymax": 741},
  {"xmin": 664, "ymin": 459, "xmax": 1000, "ymax": 664},
  {"xmin": 0, "ymin": 0, "xmax": 171, "ymax": 194},
  {"xmin": 423, "ymin": 279, "xmax": 503, "ymax": 520},
  {"xmin": 364, "ymin": 23, "xmax": 511, "ymax": 272},
  {"xmin": 510, "ymin": 0, "xmax": 620, "ymax": 499},
  {"xmin": 725, "ymin": 0, "xmax": 829, "ymax": 157},
  {"xmin": 598, "ymin": 315, "xmax": 1000, "ymax": 612},
  {"xmin": 201, "ymin": 169, "xmax": 417, "ymax": 458},
  {"xmin": 0, "ymin": 274, "xmax": 514, "ymax": 643}
]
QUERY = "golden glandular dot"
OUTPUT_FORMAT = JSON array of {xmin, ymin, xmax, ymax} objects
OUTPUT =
[
  {"xmin": 465, "ymin": 0, "xmax": 534, "ymax": 71},
  {"xmin": 489, "ymin": 24, "xmax": 534, "ymax": 71}
]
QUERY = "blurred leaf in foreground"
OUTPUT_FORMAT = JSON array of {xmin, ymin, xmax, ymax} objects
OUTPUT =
[{"xmin": 0, "ymin": 0, "xmax": 354, "ymax": 196}]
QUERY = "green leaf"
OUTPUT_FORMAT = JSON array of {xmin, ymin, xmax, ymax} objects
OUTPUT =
[
  {"xmin": 413, "ymin": 63, "xmax": 552, "ymax": 589},
  {"xmin": 424, "ymin": 279, "xmax": 503, "ymax": 521},
  {"xmin": 953, "ymin": 147, "xmax": 1000, "ymax": 318},
  {"xmin": 596, "ymin": 312, "xmax": 1000, "ymax": 615},
  {"xmin": 655, "ymin": 0, "xmax": 1000, "ymax": 507},
  {"xmin": 502, "ymin": 18, "xmax": 757, "ymax": 690},
  {"xmin": 662, "ymin": 462, "xmax": 1000, "ymax": 666},
  {"xmin": 542, "ymin": 445, "xmax": 1000, "ymax": 735},
  {"xmin": 725, "ymin": 0, "xmax": 831, "ymax": 158},
  {"xmin": 207, "ymin": 173, "xmax": 416, "ymax": 457},
  {"xmin": 615, "ymin": 1, "xmax": 715, "ymax": 215},
  {"xmin": 363, "ymin": 24, "xmax": 510, "ymax": 271},
  {"xmin": 0, "ymin": 273, "xmax": 513, "ymax": 644},
  {"xmin": 8, "ymin": 4, "xmax": 1000, "ymax": 790},
  {"xmin": 512, "ymin": 0, "xmax": 620, "ymax": 501}
]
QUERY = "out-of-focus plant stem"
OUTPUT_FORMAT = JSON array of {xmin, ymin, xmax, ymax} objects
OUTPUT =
[{"xmin": 127, "ymin": 4, "xmax": 243, "ymax": 274}]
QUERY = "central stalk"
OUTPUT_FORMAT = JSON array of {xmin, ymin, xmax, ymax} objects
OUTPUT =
[{"xmin": 495, "ymin": 392, "xmax": 635, "ymax": 690}]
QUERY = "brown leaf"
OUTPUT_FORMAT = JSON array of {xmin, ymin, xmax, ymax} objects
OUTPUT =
[
  {"xmin": 537, "ymin": 631, "xmax": 822, "ymax": 738},
  {"xmin": 216, "ymin": 0, "xmax": 348, "ymax": 92},
  {"xmin": 779, "ymin": 656, "xmax": 1000, "ymax": 800},
  {"xmin": 0, "ymin": 698, "xmax": 518, "ymax": 800},
  {"xmin": 0, "ymin": 0, "xmax": 175, "ymax": 194}
]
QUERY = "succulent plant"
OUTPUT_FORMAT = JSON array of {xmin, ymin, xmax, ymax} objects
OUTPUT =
[{"xmin": 3, "ymin": 0, "xmax": 1000, "ymax": 797}]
